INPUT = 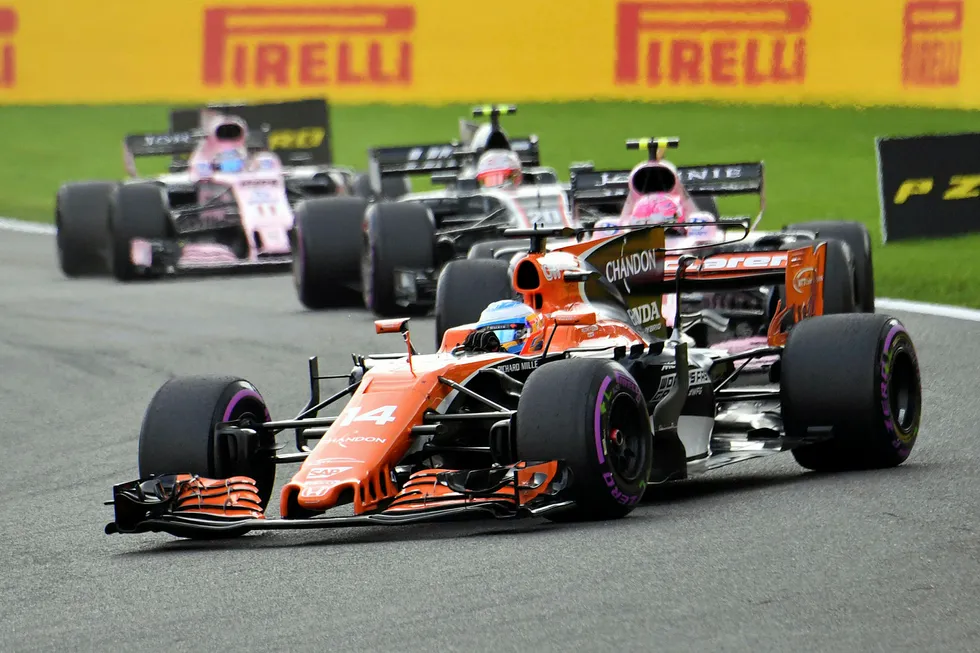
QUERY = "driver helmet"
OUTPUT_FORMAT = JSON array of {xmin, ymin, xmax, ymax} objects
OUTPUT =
[
  {"xmin": 474, "ymin": 300, "xmax": 542, "ymax": 353},
  {"xmin": 630, "ymin": 193, "xmax": 683, "ymax": 226},
  {"xmin": 213, "ymin": 148, "xmax": 247, "ymax": 173},
  {"xmin": 476, "ymin": 149, "xmax": 523, "ymax": 188}
]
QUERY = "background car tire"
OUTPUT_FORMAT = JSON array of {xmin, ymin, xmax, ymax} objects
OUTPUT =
[
  {"xmin": 292, "ymin": 196, "xmax": 366, "ymax": 309},
  {"xmin": 361, "ymin": 201, "xmax": 436, "ymax": 317},
  {"xmin": 55, "ymin": 181, "xmax": 117, "ymax": 277},
  {"xmin": 516, "ymin": 357, "xmax": 653, "ymax": 521},
  {"xmin": 434, "ymin": 258, "xmax": 514, "ymax": 349},
  {"xmin": 108, "ymin": 183, "xmax": 173, "ymax": 282},
  {"xmin": 793, "ymin": 220, "xmax": 874, "ymax": 312},
  {"xmin": 138, "ymin": 376, "xmax": 277, "ymax": 509},
  {"xmin": 780, "ymin": 313, "xmax": 922, "ymax": 471}
]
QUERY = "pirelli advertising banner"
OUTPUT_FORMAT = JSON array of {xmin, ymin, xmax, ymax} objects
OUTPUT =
[{"xmin": 0, "ymin": 0, "xmax": 975, "ymax": 107}]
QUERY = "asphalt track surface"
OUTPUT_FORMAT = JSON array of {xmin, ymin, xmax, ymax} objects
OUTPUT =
[{"xmin": 2, "ymin": 229, "xmax": 979, "ymax": 653}]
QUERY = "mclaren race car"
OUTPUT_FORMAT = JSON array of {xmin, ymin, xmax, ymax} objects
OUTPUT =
[
  {"xmin": 55, "ymin": 98, "xmax": 370, "ymax": 281},
  {"xmin": 560, "ymin": 137, "xmax": 876, "ymax": 345},
  {"xmin": 104, "ymin": 222, "xmax": 921, "ymax": 541},
  {"xmin": 290, "ymin": 104, "xmax": 576, "ymax": 316}
]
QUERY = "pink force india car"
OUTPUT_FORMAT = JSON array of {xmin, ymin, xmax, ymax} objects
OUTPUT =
[{"xmin": 54, "ymin": 99, "xmax": 381, "ymax": 282}]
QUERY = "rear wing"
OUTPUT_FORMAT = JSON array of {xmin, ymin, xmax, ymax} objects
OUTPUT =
[
  {"xmin": 568, "ymin": 137, "xmax": 766, "ymax": 227},
  {"xmin": 551, "ymin": 222, "xmax": 823, "ymax": 340},
  {"xmin": 367, "ymin": 136, "xmax": 540, "ymax": 193},
  {"xmin": 121, "ymin": 128, "xmax": 269, "ymax": 178},
  {"xmin": 569, "ymin": 162, "xmax": 765, "ymax": 227},
  {"xmin": 168, "ymin": 98, "xmax": 333, "ymax": 170},
  {"xmin": 368, "ymin": 136, "xmax": 540, "ymax": 177},
  {"xmin": 569, "ymin": 162, "xmax": 765, "ymax": 200}
]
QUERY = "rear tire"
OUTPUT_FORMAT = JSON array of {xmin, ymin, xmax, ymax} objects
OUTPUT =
[
  {"xmin": 55, "ymin": 181, "xmax": 116, "ymax": 277},
  {"xmin": 516, "ymin": 358, "xmax": 653, "ymax": 521},
  {"xmin": 781, "ymin": 314, "xmax": 921, "ymax": 471},
  {"xmin": 434, "ymin": 258, "xmax": 514, "ymax": 349},
  {"xmin": 361, "ymin": 202, "xmax": 436, "ymax": 317},
  {"xmin": 793, "ymin": 220, "xmax": 874, "ymax": 313},
  {"xmin": 108, "ymin": 183, "xmax": 173, "ymax": 282},
  {"xmin": 138, "ymin": 376, "xmax": 277, "ymax": 509},
  {"xmin": 292, "ymin": 196, "xmax": 366, "ymax": 309}
]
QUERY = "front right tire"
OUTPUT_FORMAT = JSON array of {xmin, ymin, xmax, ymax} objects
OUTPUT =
[
  {"xmin": 55, "ymin": 181, "xmax": 117, "ymax": 277},
  {"xmin": 138, "ymin": 376, "xmax": 277, "ymax": 509},
  {"xmin": 516, "ymin": 358, "xmax": 653, "ymax": 521}
]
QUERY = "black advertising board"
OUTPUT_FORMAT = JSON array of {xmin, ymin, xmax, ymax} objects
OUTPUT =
[
  {"xmin": 876, "ymin": 132, "xmax": 980, "ymax": 243},
  {"xmin": 169, "ymin": 98, "xmax": 333, "ymax": 166}
]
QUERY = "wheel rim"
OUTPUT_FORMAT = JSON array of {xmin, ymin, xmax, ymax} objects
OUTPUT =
[
  {"xmin": 606, "ymin": 393, "xmax": 648, "ymax": 484},
  {"xmin": 888, "ymin": 348, "xmax": 919, "ymax": 435}
]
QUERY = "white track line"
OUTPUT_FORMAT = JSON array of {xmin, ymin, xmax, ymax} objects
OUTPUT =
[
  {"xmin": 2, "ymin": 217, "xmax": 980, "ymax": 323},
  {"xmin": 875, "ymin": 298, "xmax": 980, "ymax": 323},
  {"xmin": 0, "ymin": 216, "xmax": 55, "ymax": 235}
]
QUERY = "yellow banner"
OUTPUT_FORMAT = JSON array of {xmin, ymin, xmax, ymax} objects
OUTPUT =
[{"xmin": 0, "ymin": 0, "xmax": 976, "ymax": 108}]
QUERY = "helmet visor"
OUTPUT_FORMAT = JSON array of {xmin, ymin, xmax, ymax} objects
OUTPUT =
[{"xmin": 487, "ymin": 322, "xmax": 528, "ymax": 352}]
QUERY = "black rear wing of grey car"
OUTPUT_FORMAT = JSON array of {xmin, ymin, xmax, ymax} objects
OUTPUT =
[{"xmin": 367, "ymin": 136, "xmax": 540, "ymax": 189}]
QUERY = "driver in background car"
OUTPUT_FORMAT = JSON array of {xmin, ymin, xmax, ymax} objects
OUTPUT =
[
  {"xmin": 592, "ymin": 193, "xmax": 719, "ymax": 245},
  {"xmin": 212, "ymin": 148, "xmax": 248, "ymax": 174},
  {"xmin": 476, "ymin": 150, "xmax": 524, "ymax": 189}
]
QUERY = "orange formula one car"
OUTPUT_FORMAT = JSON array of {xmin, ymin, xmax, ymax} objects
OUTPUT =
[{"xmin": 105, "ymin": 222, "xmax": 923, "ymax": 539}]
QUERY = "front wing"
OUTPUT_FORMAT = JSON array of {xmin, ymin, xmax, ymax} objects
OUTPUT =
[
  {"xmin": 130, "ymin": 238, "xmax": 292, "ymax": 277},
  {"xmin": 105, "ymin": 461, "xmax": 575, "ymax": 538}
]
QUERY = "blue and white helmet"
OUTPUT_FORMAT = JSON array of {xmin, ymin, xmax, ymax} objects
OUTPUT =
[{"xmin": 475, "ymin": 300, "xmax": 542, "ymax": 354}]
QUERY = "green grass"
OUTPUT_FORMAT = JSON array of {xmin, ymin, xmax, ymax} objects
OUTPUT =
[{"xmin": 3, "ymin": 101, "xmax": 980, "ymax": 306}]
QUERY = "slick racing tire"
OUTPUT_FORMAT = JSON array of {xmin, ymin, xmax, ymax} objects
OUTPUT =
[
  {"xmin": 780, "ymin": 314, "xmax": 921, "ymax": 472},
  {"xmin": 108, "ymin": 183, "xmax": 173, "ymax": 282},
  {"xmin": 55, "ymin": 181, "xmax": 117, "ymax": 278},
  {"xmin": 292, "ymin": 196, "xmax": 366, "ymax": 309},
  {"xmin": 138, "ymin": 376, "xmax": 277, "ymax": 510},
  {"xmin": 793, "ymin": 220, "xmax": 874, "ymax": 313},
  {"xmin": 361, "ymin": 201, "xmax": 436, "ymax": 317},
  {"xmin": 434, "ymin": 258, "xmax": 514, "ymax": 350},
  {"xmin": 516, "ymin": 358, "xmax": 653, "ymax": 522}
]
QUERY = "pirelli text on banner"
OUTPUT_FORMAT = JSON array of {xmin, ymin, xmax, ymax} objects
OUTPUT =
[
  {"xmin": 875, "ymin": 132, "xmax": 980, "ymax": 243},
  {"xmin": 201, "ymin": 5, "xmax": 415, "ymax": 90},
  {"xmin": 2, "ymin": 0, "xmax": 980, "ymax": 107},
  {"xmin": 0, "ymin": 7, "xmax": 15, "ymax": 88},
  {"xmin": 902, "ymin": 0, "xmax": 963, "ymax": 88},
  {"xmin": 615, "ymin": 1, "xmax": 811, "ymax": 89}
]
